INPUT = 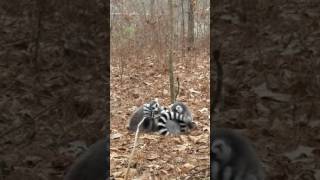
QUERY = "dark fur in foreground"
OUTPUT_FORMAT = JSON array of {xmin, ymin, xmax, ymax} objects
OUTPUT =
[
  {"xmin": 64, "ymin": 140, "xmax": 108, "ymax": 180},
  {"xmin": 211, "ymin": 128, "xmax": 265, "ymax": 180}
]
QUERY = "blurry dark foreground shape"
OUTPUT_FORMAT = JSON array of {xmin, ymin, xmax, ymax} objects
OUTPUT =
[{"xmin": 64, "ymin": 140, "xmax": 109, "ymax": 180}]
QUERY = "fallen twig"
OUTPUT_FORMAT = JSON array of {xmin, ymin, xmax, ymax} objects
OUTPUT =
[{"xmin": 124, "ymin": 117, "xmax": 146, "ymax": 180}]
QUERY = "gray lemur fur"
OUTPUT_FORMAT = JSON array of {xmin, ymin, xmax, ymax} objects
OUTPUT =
[
  {"xmin": 169, "ymin": 101, "xmax": 195, "ymax": 130},
  {"xmin": 127, "ymin": 99, "xmax": 161, "ymax": 132},
  {"xmin": 64, "ymin": 139, "xmax": 108, "ymax": 180},
  {"xmin": 211, "ymin": 128, "xmax": 265, "ymax": 180}
]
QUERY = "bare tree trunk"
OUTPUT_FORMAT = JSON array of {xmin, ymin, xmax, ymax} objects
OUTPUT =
[
  {"xmin": 181, "ymin": 0, "xmax": 185, "ymax": 56},
  {"xmin": 150, "ymin": 0, "xmax": 155, "ymax": 48},
  {"xmin": 168, "ymin": 0, "xmax": 175, "ymax": 103},
  {"xmin": 187, "ymin": 0, "xmax": 194, "ymax": 51},
  {"xmin": 150, "ymin": 0, "xmax": 155, "ymax": 18}
]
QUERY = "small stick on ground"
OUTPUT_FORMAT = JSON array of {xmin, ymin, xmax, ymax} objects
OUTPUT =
[{"xmin": 124, "ymin": 117, "xmax": 146, "ymax": 180}]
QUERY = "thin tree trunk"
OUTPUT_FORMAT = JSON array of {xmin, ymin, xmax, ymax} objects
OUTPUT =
[
  {"xmin": 150, "ymin": 0, "xmax": 155, "ymax": 50},
  {"xmin": 168, "ymin": 0, "xmax": 175, "ymax": 103},
  {"xmin": 187, "ymin": 0, "xmax": 194, "ymax": 51},
  {"xmin": 181, "ymin": 0, "xmax": 185, "ymax": 56}
]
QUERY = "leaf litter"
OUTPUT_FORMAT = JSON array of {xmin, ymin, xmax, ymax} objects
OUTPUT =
[{"xmin": 110, "ymin": 52, "xmax": 210, "ymax": 179}]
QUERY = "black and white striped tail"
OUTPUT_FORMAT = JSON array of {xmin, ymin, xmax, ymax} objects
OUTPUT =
[{"xmin": 157, "ymin": 110, "xmax": 188, "ymax": 136}]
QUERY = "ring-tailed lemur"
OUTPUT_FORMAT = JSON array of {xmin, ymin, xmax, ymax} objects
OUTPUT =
[
  {"xmin": 127, "ymin": 99, "xmax": 162, "ymax": 132},
  {"xmin": 169, "ymin": 101, "xmax": 195, "ymax": 129},
  {"xmin": 210, "ymin": 49, "xmax": 265, "ymax": 179},
  {"xmin": 156, "ymin": 101, "xmax": 197, "ymax": 136},
  {"xmin": 156, "ymin": 107, "xmax": 193, "ymax": 135},
  {"xmin": 64, "ymin": 140, "xmax": 108, "ymax": 180},
  {"xmin": 211, "ymin": 128, "xmax": 265, "ymax": 180}
]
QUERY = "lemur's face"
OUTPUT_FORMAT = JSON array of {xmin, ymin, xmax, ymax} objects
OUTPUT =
[
  {"xmin": 146, "ymin": 99, "xmax": 161, "ymax": 118},
  {"xmin": 212, "ymin": 139, "xmax": 232, "ymax": 164},
  {"xmin": 150, "ymin": 101, "xmax": 159, "ymax": 110},
  {"xmin": 175, "ymin": 105, "xmax": 184, "ymax": 113},
  {"xmin": 187, "ymin": 120, "xmax": 196, "ymax": 129}
]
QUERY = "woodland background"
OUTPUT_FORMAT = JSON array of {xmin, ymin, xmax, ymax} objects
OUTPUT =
[
  {"xmin": 110, "ymin": 0, "xmax": 210, "ymax": 179},
  {"xmin": 212, "ymin": 0, "xmax": 320, "ymax": 179}
]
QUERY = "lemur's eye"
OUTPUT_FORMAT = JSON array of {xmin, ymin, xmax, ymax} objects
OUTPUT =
[{"xmin": 152, "ymin": 103, "xmax": 159, "ymax": 109}]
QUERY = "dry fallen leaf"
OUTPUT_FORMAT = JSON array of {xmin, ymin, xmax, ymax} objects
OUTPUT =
[
  {"xmin": 111, "ymin": 133, "xmax": 123, "ymax": 139},
  {"xmin": 147, "ymin": 154, "xmax": 159, "ymax": 160}
]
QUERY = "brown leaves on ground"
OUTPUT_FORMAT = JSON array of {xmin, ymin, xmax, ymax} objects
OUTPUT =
[{"xmin": 110, "ymin": 52, "xmax": 210, "ymax": 179}]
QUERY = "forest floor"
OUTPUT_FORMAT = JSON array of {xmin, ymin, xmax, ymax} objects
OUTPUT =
[{"xmin": 110, "ymin": 51, "xmax": 210, "ymax": 179}]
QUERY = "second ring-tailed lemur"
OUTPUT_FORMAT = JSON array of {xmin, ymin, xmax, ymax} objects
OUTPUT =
[
  {"xmin": 169, "ymin": 101, "xmax": 195, "ymax": 129},
  {"xmin": 157, "ymin": 106, "xmax": 194, "ymax": 135},
  {"xmin": 156, "ymin": 101, "xmax": 195, "ymax": 135}
]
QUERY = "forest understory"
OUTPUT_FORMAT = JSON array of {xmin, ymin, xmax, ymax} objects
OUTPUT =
[{"xmin": 110, "ymin": 52, "xmax": 210, "ymax": 179}]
